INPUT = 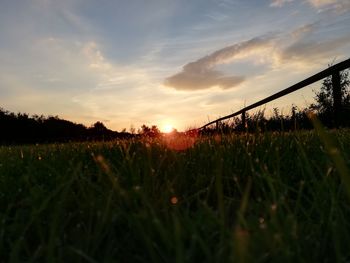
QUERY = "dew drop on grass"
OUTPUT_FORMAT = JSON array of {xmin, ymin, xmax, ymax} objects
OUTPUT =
[
  {"xmin": 271, "ymin": 204, "xmax": 277, "ymax": 211},
  {"xmin": 170, "ymin": 196, "xmax": 178, "ymax": 205},
  {"xmin": 326, "ymin": 167, "xmax": 333, "ymax": 177},
  {"xmin": 259, "ymin": 223, "xmax": 266, "ymax": 229}
]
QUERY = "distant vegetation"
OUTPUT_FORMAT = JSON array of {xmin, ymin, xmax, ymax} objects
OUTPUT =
[
  {"xmin": 0, "ymin": 109, "xmax": 133, "ymax": 144},
  {"xmin": 203, "ymin": 68, "xmax": 350, "ymax": 134},
  {"xmin": 1, "ymin": 69, "xmax": 349, "ymax": 144}
]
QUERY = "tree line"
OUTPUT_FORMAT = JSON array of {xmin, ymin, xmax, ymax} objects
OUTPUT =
[
  {"xmin": 0, "ymin": 111, "xmax": 134, "ymax": 144},
  {"xmin": 0, "ymin": 68, "xmax": 349, "ymax": 143}
]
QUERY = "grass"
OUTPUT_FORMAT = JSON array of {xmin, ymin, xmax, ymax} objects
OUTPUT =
[{"xmin": 1, "ymin": 129, "xmax": 350, "ymax": 262}]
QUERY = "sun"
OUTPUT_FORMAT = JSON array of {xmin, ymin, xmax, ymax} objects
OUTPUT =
[{"xmin": 162, "ymin": 124, "xmax": 174, "ymax": 133}]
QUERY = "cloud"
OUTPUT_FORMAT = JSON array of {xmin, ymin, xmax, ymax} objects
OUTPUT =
[
  {"xmin": 307, "ymin": 0, "xmax": 350, "ymax": 12},
  {"xmin": 290, "ymin": 23, "xmax": 316, "ymax": 39},
  {"xmin": 269, "ymin": 0, "xmax": 350, "ymax": 12},
  {"xmin": 278, "ymin": 35, "xmax": 350, "ymax": 63},
  {"xmin": 164, "ymin": 36, "xmax": 274, "ymax": 91},
  {"xmin": 307, "ymin": 0, "xmax": 337, "ymax": 8},
  {"xmin": 0, "ymin": 36, "xmax": 157, "ymax": 128},
  {"xmin": 165, "ymin": 21, "xmax": 350, "ymax": 92},
  {"xmin": 270, "ymin": 0, "xmax": 294, "ymax": 7},
  {"xmin": 165, "ymin": 69, "xmax": 245, "ymax": 91},
  {"xmin": 275, "ymin": 22, "xmax": 350, "ymax": 65}
]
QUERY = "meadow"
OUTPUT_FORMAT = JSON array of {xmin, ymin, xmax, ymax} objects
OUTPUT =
[{"xmin": 1, "ymin": 127, "xmax": 350, "ymax": 262}]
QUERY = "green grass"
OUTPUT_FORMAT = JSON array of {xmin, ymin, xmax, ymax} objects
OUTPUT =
[{"xmin": 1, "ymin": 129, "xmax": 350, "ymax": 262}]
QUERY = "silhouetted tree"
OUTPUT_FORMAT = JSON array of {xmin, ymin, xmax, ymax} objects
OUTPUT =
[
  {"xmin": 0, "ymin": 108, "xmax": 134, "ymax": 144},
  {"xmin": 310, "ymin": 68, "xmax": 350, "ymax": 126},
  {"xmin": 151, "ymin": 125, "xmax": 161, "ymax": 137},
  {"xmin": 91, "ymin": 121, "xmax": 108, "ymax": 133},
  {"xmin": 139, "ymin": 124, "xmax": 161, "ymax": 137}
]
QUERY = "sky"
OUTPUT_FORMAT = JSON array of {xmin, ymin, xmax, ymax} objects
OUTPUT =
[{"xmin": 0, "ymin": 0, "xmax": 350, "ymax": 132}]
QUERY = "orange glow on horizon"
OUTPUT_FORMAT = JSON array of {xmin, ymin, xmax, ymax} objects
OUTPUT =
[{"xmin": 163, "ymin": 133, "xmax": 197, "ymax": 151}]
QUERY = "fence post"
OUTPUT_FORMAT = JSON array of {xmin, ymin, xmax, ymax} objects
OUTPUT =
[
  {"xmin": 332, "ymin": 70, "xmax": 341, "ymax": 127},
  {"xmin": 242, "ymin": 111, "xmax": 246, "ymax": 131},
  {"xmin": 216, "ymin": 120, "xmax": 219, "ymax": 131}
]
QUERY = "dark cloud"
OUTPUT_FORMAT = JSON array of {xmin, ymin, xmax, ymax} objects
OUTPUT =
[
  {"xmin": 165, "ymin": 21, "xmax": 350, "ymax": 92},
  {"xmin": 165, "ymin": 69, "xmax": 245, "ymax": 91},
  {"xmin": 164, "ymin": 36, "xmax": 274, "ymax": 91},
  {"xmin": 280, "ymin": 35, "xmax": 350, "ymax": 62}
]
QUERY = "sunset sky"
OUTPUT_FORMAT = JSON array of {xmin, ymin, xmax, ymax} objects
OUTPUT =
[{"xmin": 1, "ymin": 0, "xmax": 350, "ymax": 131}]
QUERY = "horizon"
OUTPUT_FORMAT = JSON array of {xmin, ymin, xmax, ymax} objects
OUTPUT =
[{"xmin": 1, "ymin": 0, "xmax": 350, "ymax": 132}]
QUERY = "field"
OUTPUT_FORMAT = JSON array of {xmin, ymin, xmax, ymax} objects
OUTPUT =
[{"xmin": 1, "ymin": 128, "xmax": 350, "ymax": 262}]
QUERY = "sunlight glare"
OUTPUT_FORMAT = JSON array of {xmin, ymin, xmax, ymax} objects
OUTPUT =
[{"xmin": 162, "ymin": 124, "xmax": 173, "ymax": 133}]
